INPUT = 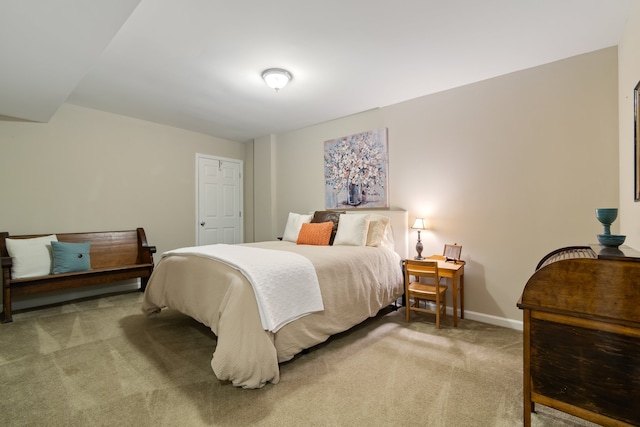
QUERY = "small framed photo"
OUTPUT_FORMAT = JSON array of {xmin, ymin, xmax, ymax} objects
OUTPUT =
[{"xmin": 444, "ymin": 244, "xmax": 462, "ymax": 263}]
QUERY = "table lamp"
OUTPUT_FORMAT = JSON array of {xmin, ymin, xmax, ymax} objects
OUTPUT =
[{"xmin": 411, "ymin": 218, "xmax": 427, "ymax": 260}]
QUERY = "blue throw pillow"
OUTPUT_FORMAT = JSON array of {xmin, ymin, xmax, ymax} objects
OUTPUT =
[{"xmin": 51, "ymin": 241, "xmax": 91, "ymax": 274}]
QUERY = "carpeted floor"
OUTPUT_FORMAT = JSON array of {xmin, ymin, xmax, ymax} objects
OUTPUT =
[{"xmin": 0, "ymin": 292, "xmax": 596, "ymax": 426}]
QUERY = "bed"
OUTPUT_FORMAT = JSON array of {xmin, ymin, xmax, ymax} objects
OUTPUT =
[{"xmin": 142, "ymin": 210, "xmax": 408, "ymax": 388}]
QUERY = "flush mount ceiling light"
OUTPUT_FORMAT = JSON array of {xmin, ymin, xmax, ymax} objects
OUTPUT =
[{"xmin": 262, "ymin": 68, "xmax": 292, "ymax": 92}]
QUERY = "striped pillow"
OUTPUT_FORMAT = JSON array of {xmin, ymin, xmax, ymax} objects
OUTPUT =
[{"xmin": 296, "ymin": 222, "xmax": 333, "ymax": 246}]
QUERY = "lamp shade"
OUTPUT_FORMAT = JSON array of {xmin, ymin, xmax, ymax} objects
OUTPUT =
[
  {"xmin": 411, "ymin": 218, "xmax": 427, "ymax": 230},
  {"xmin": 262, "ymin": 68, "xmax": 292, "ymax": 91}
]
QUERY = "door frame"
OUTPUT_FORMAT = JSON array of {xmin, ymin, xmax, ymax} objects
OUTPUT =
[{"xmin": 195, "ymin": 153, "xmax": 243, "ymax": 245}]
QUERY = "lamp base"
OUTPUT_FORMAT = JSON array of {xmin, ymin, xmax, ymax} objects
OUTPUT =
[{"xmin": 415, "ymin": 237, "xmax": 423, "ymax": 260}]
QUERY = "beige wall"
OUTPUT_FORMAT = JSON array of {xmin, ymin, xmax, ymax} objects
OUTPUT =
[
  {"xmin": 618, "ymin": 2, "xmax": 640, "ymax": 248},
  {"xmin": 0, "ymin": 103, "xmax": 245, "ymax": 306},
  {"xmin": 260, "ymin": 47, "xmax": 620, "ymax": 327},
  {"xmin": 1, "ymin": 44, "xmax": 626, "ymax": 327},
  {"xmin": 252, "ymin": 135, "xmax": 278, "ymax": 242}
]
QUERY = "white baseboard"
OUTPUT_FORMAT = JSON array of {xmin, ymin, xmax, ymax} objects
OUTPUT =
[
  {"xmin": 2, "ymin": 279, "xmax": 141, "ymax": 313},
  {"xmin": 455, "ymin": 308, "xmax": 523, "ymax": 331},
  {"xmin": 406, "ymin": 297, "xmax": 524, "ymax": 331}
]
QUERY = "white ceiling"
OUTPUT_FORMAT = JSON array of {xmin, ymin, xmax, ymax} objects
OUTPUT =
[{"xmin": 1, "ymin": 0, "xmax": 634, "ymax": 142}]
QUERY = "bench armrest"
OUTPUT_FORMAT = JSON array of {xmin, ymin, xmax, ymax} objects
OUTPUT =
[
  {"xmin": 1, "ymin": 256, "xmax": 12, "ymax": 269},
  {"xmin": 136, "ymin": 227, "xmax": 156, "ymax": 260}
]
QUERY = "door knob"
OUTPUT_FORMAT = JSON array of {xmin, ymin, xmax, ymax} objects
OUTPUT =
[{"xmin": 200, "ymin": 221, "xmax": 205, "ymax": 226}]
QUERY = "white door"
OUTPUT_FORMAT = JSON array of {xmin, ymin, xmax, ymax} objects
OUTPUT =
[{"xmin": 196, "ymin": 154, "xmax": 243, "ymax": 245}]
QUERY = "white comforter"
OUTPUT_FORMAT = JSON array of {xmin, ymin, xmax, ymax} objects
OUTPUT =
[
  {"xmin": 163, "ymin": 244, "xmax": 324, "ymax": 332},
  {"xmin": 142, "ymin": 241, "xmax": 404, "ymax": 388}
]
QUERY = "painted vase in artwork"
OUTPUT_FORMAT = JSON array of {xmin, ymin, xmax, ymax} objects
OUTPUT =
[{"xmin": 347, "ymin": 181, "xmax": 362, "ymax": 206}]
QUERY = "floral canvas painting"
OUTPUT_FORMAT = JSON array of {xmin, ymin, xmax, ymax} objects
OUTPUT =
[{"xmin": 324, "ymin": 128, "xmax": 389, "ymax": 209}]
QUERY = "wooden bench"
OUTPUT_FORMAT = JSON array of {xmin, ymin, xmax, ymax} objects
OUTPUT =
[{"xmin": 1, "ymin": 228, "xmax": 156, "ymax": 323}]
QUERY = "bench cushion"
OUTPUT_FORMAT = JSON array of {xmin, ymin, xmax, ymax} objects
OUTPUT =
[
  {"xmin": 5, "ymin": 234, "xmax": 58, "ymax": 278},
  {"xmin": 51, "ymin": 241, "xmax": 91, "ymax": 274}
]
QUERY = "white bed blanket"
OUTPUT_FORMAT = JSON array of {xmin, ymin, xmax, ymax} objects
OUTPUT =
[{"xmin": 163, "ymin": 244, "xmax": 324, "ymax": 332}]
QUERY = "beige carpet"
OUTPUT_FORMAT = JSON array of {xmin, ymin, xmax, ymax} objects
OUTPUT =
[{"xmin": 0, "ymin": 292, "xmax": 596, "ymax": 426}]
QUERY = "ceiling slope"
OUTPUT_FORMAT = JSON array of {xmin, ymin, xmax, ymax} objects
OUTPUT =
[
  {"xmin": 1, "ymin": 0, "xmax": 634, "ymax": 142},
  {"xmin": 0, "ymin": 0, "xmax": 141, "ymax": 122}
]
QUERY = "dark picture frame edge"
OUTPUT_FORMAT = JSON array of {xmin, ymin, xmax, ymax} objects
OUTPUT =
[{"xmin": 635, "ymin": 80, "xmax": 640, "ymax": 202}]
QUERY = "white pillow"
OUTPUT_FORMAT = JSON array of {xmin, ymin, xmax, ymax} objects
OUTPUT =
[
  {"xmin": 5, "ymin": 234, "xmax": 58, "ymax": 279},
  {"xmin": 282, "ymin": 212, "xmax": 312, "ymax": 242},
  {"xmin": 333, "ymin": 214, "xmax": 371, "ymax": 246},
  {"xmin": 366, "ymin": 214, "xmax": 391, "ymax": 247},
  {"xmin": 379, "ymin": 223, "xmax": 396, "ymax": 251}
]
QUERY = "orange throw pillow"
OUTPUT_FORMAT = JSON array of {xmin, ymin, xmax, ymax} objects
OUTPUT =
[{"xmin": 296, "ymin": 222, "xmax": 333, "ymax": 246}]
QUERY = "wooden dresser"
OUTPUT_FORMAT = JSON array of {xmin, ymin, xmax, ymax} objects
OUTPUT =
[{"xmin": 518, "ymin": 245, "xmax": 640, "ymax": 426}]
